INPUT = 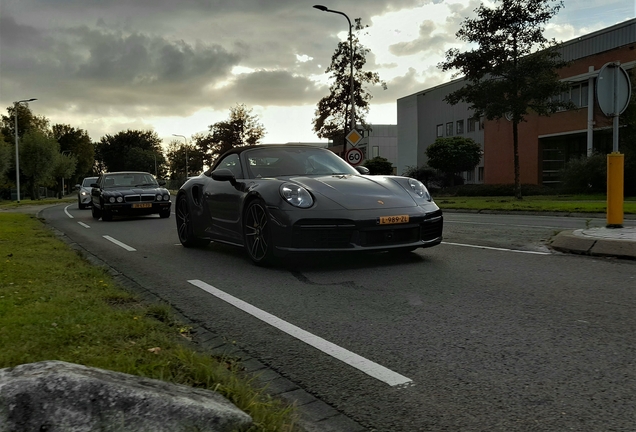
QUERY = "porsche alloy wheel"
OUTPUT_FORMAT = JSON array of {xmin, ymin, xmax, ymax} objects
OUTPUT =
[
  {"xmin": 176, "ymin": 195, "xmax": 209, "ymax": 247},
  {"xmin": 243, "ymin": 200, "xmax": 275, "ymax": 265}
]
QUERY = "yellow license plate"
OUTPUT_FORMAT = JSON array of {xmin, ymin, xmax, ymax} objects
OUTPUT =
[
  {"xmin": 378, "ymin": 215, "xmax": 409, "ymax": 225},
  {"xmin": 132, "ymin": 203, "xmax": 152, "ymax": 209}
]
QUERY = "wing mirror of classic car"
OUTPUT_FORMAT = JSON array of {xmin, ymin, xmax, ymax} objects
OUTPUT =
[
  {"xmin": 354, "ymin": 165, "xmax": 370, "ymax": 175},
  {"xmin": 211, "ymin": 168, "xmax": 237, "ymax": 185}
]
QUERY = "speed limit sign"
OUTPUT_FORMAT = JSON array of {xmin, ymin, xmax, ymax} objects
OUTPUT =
[{"xmin": 345, "ymin": 147, "xmax": 364, "ymax": 166}]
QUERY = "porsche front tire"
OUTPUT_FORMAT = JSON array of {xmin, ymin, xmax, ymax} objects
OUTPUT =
[
  {"xmin": 176, "ymin": 195, "xmax": 209, "ymax": 248},
  {"xmin": 243, "ymin": 199, "xmax": 275, "ymax": 265}
]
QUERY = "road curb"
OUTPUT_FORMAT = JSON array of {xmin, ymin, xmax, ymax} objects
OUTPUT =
[{"xmin": 550, "ymin": 230, "xmax": 636, "ymax": 260}]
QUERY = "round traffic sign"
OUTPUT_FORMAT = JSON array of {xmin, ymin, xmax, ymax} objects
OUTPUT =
[
  {"xmin": 345, "ymin": 148, "xmax": 364, "ymax": 166},
  {"xmin": 596, "ymin": 62, "xmax": 631, "ymax": 117}
]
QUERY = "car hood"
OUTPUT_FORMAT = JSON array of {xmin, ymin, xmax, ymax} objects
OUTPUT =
[
  {"xmin": 103, "ymin": 186, "xmax": 166, "ymax": 195},
  {"xmin": 289, "ymin": 175, "xmax": 417, "ymax": 210}
]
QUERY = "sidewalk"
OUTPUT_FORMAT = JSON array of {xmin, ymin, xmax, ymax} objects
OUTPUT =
[{"xmin": 551, "ymin": 226, "xmax": 636, "ymax": 260}]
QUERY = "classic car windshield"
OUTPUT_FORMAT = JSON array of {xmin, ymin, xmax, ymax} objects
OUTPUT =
[
  {"xmin": 103, "ymin": 173, "xmax": 158, "ymax": 188},
  {"xmin": 246, "ymin": 147, "xmax": 358, "ymax": 178}
]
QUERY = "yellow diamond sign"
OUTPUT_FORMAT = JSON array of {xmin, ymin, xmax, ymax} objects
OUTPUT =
[{"xmin": 345, "ymin": 129, "xmax": 362, "ymax": 146}]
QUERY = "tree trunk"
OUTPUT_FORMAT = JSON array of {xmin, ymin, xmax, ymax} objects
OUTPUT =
[{"xmin": 512, "ymin": 120, "xmax": 522, "ymax": 200}]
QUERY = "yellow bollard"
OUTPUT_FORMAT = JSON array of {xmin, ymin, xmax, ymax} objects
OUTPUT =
[{"xmin": 606, "ymin": 152, "xmax": 624, "ymax": 227}]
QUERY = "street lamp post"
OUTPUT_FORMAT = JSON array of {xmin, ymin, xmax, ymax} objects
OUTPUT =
[
  {"xmin": 172, "ymin": 134, "xmax": 188, "ymax": 178},
  {"xmin": 14, "ymin": 98, "xmax": 37, "ymax": 202},
  {"xmin": 313, "ymin": 5, "xmax": 355, "ymax": 155},
  {"xmin": 61, "ymin": 150, "xmax": 71, "ymax": 197}
]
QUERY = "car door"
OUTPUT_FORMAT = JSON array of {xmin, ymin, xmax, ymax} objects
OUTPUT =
[
  {"xmin": 202, "ymin": 153, "xmax": 247, "ymax": 243},
  {"xmin": 90, "ymin": 175, "xmax": 104, "ymax": 208}
]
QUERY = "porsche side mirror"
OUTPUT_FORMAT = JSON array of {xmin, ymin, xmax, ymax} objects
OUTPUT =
[
  {"xmin": 211, "ymin": 168, "xmax": 237, "ymax": 185},
  {"xmin": 355, "ymin": 166, "xmax": 370, "ymax": 175}
]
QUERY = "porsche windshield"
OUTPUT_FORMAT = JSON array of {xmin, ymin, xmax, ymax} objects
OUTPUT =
[{"xmin": 246, "ymin": 147, "xmax": 358, "ymax": 178}]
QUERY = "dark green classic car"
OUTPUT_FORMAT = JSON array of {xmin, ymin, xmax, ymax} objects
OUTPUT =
[{"xmin": 90, "ymin": 172, "xmax": 171, "ymax": 221}]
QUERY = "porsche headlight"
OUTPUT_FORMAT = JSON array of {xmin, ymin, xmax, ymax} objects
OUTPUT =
[
  {"xmin": 280, "ymin": 183, "xmax": 313, "ymax": 208},
  {"xmin": 408, "ymin": 178, "xmax": 431, "ymax": 200}
]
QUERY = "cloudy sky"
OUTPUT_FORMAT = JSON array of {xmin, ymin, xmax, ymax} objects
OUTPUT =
[{"xmin": 1, "ymin": 0, "xmax": 634, "ymax": 147}]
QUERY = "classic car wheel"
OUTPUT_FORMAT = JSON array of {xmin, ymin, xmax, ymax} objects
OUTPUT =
[
  {"xmin": 176, "ymin": 195, "xmax": 209, "ymax": 247},
  {"xmin": 91, "ymin": 204, "xmax": 101, "ymax": 220},
  {"xmin": 159, "ymin": 208, "xmax": 171, "ymax": 219},
  {"xmin": 243, "ymin": 199, "xmax": 275, "ymax": 265}
]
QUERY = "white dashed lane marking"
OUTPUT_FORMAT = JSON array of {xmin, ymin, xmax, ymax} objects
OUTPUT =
[
  {"xmin": 188, "ymin": 279, "xmax": 414, "ymax": 387},
  {"xmin": 103, "ymin": 236, "xmax": 136, "ymax": 251}
]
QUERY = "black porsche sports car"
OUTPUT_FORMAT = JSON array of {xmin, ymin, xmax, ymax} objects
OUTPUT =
[
  {"xmin": 90, "ymin": 171, "xmax": 172, "ymax": 221},
  {"xmin": 176, "ymin": 144, "xmax": 443, "ymax": 264}
]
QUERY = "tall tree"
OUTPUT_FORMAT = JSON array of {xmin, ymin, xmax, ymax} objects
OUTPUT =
[
  {"xmin": 313, "ymin": 19, "xmax": 386, "ymax": 148},
  {"xmin": 166, "ymin": 139, "xmax": 204, "ymax": 180},
  {"xmin": 0, "ymin": 132, "xmax": 10, "ymax": 179},
  {"xmin": 19, "ymin": 129, "xmax": 59, "ymax": 199},
  {"xmin": 425, "ymin": 137, "xmax": 483, "ymax": 186},
  {"xmin": 95, "ymin": 130, "xmax": 163, "ymax": 173},
  {"xmin": 52, "ymin": 124, "xmax": 95, "ymax": 184},
  {"xmin": 51, "ymin": 151, "xmax": 78, "ymax": 198},
  {"xmin": 438, "ymin": 0, "xmax": 571, "ymax": 199},
  {"xmin": 195, "ymin": 104, "xmax": 265, "ymax": 167}
]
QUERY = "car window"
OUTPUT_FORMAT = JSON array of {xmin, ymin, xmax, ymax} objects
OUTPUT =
[
  {"xmin": 82, "ymin": 177, "xmax": 98, "ymax": 187},
  {"xmin": 246, "ymin": 147, "xmax": 357, "ymax": 178},
  {"xmin": 217, "ymin": 154, "xmax": 243, "ymax": 178}
]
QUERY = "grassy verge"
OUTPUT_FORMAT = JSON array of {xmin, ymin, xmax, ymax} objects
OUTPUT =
[
  {"xmin": 0, "ymin": 196, "xmax": 76, "ymax": 209},
  {"xmin": 434, "ymin": 194, "xmax": 636, "ymax": 214},
  {"xmin": 0, "ymin": 212, "xmax": 300, "ymax": 432}
]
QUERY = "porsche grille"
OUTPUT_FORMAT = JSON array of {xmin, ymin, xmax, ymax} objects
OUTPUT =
[{"xmin": 291, "ymin": 216, "xmax": 443, "ymax": 249}]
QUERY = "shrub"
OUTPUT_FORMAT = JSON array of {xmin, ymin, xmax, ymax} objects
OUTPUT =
[
  {"xmin": 559, "ymin": 153, "xmax": 607, "ymax": 194},
  {"xmin": 363, "ymin": 156, "xmax": 394, "ymax": 175}
]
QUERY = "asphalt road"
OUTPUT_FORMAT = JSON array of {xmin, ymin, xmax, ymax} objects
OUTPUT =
[{"xmin": 41, "ymin": 204, "xmax": 636, "ymax": 432}]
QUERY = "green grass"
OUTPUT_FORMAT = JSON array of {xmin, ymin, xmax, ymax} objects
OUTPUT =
[
  {"xmin": 0, "ymin": 213, "xmax": 300, "ymax": 432},
  {"xmin": 434, "ymin": 194, "xmax": 636, "ymax": 214},
  {"xmin": 0, "ymin": 196, "xmax": 76, "ymax": 209}
]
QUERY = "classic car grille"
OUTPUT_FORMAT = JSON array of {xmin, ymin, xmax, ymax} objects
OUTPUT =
[
  {"xmin": 124, "ymin": 194, "xmax": 156, "ymax": 203},
  {"xmin": 292, "ymin": 219, "xmax": 355, "ymax": 249}
]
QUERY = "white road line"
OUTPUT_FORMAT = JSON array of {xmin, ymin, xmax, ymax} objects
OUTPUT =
[
  {"xmin": 64, "ymin": 205, "xmax": 74, "ymax": 219},
  {"xmin": 188, "ymin": 279, "xmax": 413, "ymax": 388},
  {"xmin": 442, "ymin": 241, "xmax": 551, "ymax": 255},
  {"xmin": 444, "ymin": 220, "xmax": 562, "ymax": 229},
  {"xmin": 77, "ymin": 222, "xmax": 90, "ymax": 228},
  {"xmin": 103, "ymin": 235, "xmax": 136, "ymax": 251}
]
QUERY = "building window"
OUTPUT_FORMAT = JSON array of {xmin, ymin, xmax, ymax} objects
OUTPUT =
[
  {"xmin": 468, "ymin": 117, "xmax": 479, "ymax": 132},
  {"xmin": 436, "ymin": 124, "xmax": 443, "ymax": 137},
  {"xmin": 446, "ymin": 122, "xmax": 453, "ymax": 136},
  {"xmin": 478, "ymin": 167, "xmax": 484, "ymax": 182},
  {"xmin": 372, "ymin": 146, "xmax": 379, "ymax": 158},
  {"xmin": 456, "ymin": 120, "xmax": 464, "ymax": 135},
  {"xmin": 555, "ymin": 82, "xmax": 589, "ymax": 110},
  {"xmin": 466, "ymin": 169, "xmax": 474, "ymax": 182}
]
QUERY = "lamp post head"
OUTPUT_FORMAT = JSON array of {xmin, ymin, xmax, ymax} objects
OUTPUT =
[{"xmin": 313, "ymin": 5, "xmax": 328, "ymax": 11}]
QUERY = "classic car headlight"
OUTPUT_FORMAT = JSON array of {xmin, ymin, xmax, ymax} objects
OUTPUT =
[
  {"xmin": 163, "ymin": 194, "xmax": 170, "ymax": 201},
  {"xmin": 108, "ymin": 197, "xmax": 115, "ymax": 203},
  {"xmin": 116, "ymin": 196, "xmax": 123, "ymax": 203},
  {"xmin": 280, "ymin": 183, "xmax": 313, "ymax": 208},
  {"xmin": 156, "ymin": 194, "xmax": 162, "ymax": 201},
  {"xmin": 408, "ymin": 178, "xmax": 431, "ymax": 200}
]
